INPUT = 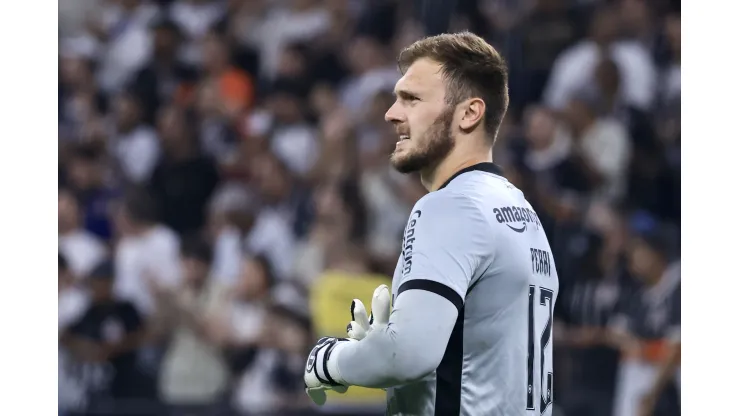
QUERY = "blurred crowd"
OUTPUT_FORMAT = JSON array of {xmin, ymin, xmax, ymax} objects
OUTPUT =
[{"xmin": 58, "ymin": 0, "xmax": 681, "ymax": 415}]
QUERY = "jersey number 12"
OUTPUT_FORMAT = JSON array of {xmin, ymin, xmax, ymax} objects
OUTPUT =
[{"xmin": 526, "ymin": 285, "xmax": 554, "ymax": 414}]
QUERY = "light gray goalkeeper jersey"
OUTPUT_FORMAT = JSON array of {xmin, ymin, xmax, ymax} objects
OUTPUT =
[{"xmin": 336, "ymin": 163, "xmax": 559, "ymax": 416}]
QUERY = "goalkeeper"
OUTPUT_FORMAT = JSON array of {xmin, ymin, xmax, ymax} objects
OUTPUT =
[{"xmin": 304, "ymin": 31, "xmax": 559, "ymax": 416}]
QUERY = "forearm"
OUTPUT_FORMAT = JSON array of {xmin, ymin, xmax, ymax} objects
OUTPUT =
[
  {"xmin": 334, "ymin": 290, "xmax": 459, "ymax": 389},
  {"xmin": 648, "ymin": 343, "xmax": 681, "ymax": 395}
]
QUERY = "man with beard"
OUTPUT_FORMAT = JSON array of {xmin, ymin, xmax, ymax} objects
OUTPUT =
[{"xmin": 304, "ymin": 32, "xmax": 560, "ymax": 416}]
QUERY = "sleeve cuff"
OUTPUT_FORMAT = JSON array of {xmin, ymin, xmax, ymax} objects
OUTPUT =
[{"xmin": 326, "ymin": 339, "xmax": 353, "ymax": 386}]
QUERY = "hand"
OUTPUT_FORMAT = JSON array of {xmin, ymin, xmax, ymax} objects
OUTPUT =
[
  {"xmin": 304, "ymin": 337, "xmax": 352, "ymax": 405},
  {"xmin": 347, "ymin": 284, "xmax": 391, "ymax": 341}
]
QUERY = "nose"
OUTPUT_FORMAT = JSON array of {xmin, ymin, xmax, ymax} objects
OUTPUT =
[{"xmin": 385, "ymin": 100, "xmax": 403, "ymax": 124}]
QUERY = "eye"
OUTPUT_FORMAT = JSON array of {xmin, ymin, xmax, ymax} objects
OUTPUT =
[
  {"xmin": 398, "ymin": 92, "xmax": 420, "ymax": 103},
  {"xmin": 403, "ymin": 95, "xmax": 420, "ymax": 105}
]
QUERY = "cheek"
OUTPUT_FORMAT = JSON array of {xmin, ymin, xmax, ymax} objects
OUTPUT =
[{"xmin": 408, "ymin": 113, "xmax": 430, "ymax": 139}]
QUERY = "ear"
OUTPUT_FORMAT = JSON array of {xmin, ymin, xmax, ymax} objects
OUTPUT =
[{"xmin": 458, "ymin": 98, "xmax": 486, "ymax": 132}]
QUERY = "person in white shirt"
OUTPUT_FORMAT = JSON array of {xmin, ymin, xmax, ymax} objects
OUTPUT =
[
  {"xmin": 169, "ymin": 0, "xmax": 226, "ymax": 66},
  {"xmin": 340, "ymin": 35, "xmax": 400, "ymax": 120},
  {"xmin": 110, "ymin": 91, "xmax": 160, "ymax": 184},
  {"xmin": 543, "ymin": 5, "xmax": 657, "ymax": 112},
  {"xmin": 113, "ymin": 189, "xmax": 181, "ymax": 318},
  {"xmin": 562, "ymin": 94, "xmax": 632, "ymax": 201},
  {"xmin": 58, "ymin": 253, "xmax": 89, "ymax": 413},
  {"xmin": 59, "ymin": 189, "xmax": 107, "ymax": 278},
  {"xmin": 154, "ymin": 236, "xmax": 230, "ymax": 415},
  {"xmin": 90, "ymin": 0, "xmax": 159, "ymax": 93},
  {"xmin": 248, "ymin": 0, "xmax": 331, "ymax": 78}
]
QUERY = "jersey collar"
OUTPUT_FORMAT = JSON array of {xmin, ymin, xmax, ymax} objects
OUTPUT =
[{"xmin": 438, "ymin": 162, "xmax": 505, "ymax": 190}]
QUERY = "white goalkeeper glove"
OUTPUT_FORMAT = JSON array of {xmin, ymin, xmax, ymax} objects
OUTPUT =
[
  {"xmin": 347, "ymin": 284, "xmax": 391, "ymax": 341},
  {"xmin": 304, "ymin": 336, "xmax": 352, "ymax": 405},
  {"xmin": 305, "ymin": 284, "xmax": 391, "ymax": 405}
]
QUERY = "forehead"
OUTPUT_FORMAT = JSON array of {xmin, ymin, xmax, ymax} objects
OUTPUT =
[{"xmin": 395, "ymin": 58, "xmax": 446, "ymax": 97}]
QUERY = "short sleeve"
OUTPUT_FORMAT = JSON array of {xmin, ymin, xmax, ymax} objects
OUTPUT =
[{"xmin": 397, "ymin": 191, "xmax": 489, "ymax": 308}]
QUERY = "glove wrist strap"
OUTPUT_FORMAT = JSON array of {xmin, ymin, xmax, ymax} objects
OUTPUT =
[{"xmin": 324, "ymin": 339, "xmax": 350, "ymax": 386}]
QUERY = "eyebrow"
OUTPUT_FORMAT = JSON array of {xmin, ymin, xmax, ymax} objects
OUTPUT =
[{"xmin": 394, "ymin": 89, "xmax": 420, "ymax": 100}]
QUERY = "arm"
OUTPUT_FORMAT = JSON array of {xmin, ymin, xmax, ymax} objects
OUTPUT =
[
  {"xmin": 646, "ymin": 342, "xmax": 681, "ymax": 397},
  {"xmin": 332, "ymin": 191, "xmax": 486, "ymax": 388},
  {"xmin": 335, "ymin": 287, "xmax": 459, "ymax": 388},
  {"xmin": 641, "ymin": 283, "xmax": 681, "ymax": 412}
]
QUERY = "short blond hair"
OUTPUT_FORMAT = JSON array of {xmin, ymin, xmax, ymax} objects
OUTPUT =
[{"xmin": 398, "ymin": 32, "xmax": 509, "ymax": 140}]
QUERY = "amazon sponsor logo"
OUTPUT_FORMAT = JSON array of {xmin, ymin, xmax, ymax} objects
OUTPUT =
[{"xmin": 493, "ymin": 206, "xmax": 541, "ymax": 233}]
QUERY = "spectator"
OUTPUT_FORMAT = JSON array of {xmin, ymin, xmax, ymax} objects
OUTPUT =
[
  {"xmin": 88, "ymin": 0, "xmax": 159, "ymax": 93},
  {"xmin": 59, "ymin": 254, "xmax": 89, "ymax": 335},
  {"xmin": 562, "ymin": 94, "xmax": 632, "ymax": 201},
  {"xmin": 609, "ymin": 224, "xmax": 681, "ymax": 416},
  {"xmin": 291, "ymin": 182, "xmax": 355, "ymax": 288},
  {"xmin": 264, "ymin": 80, "xmax": 320, "ymax": 177},
  {"xmin": 520, "ymin": 105, "xmax": 591, "ymax": 195},
  {"xmin": 110, "ymin": 90, "xmax": 160, "ymax": 184},
  {"xmin": 207, "ymin": 184, "xmax": 256, "ymax": 286},
  {"xmin": 59, "ymin": 54, "xmax": 107, "ymax": 143},
  {"xmin": 340, "ymin": 35, "xmax": 399, "ymax": 119},
  {"xmin": 155, "ymin": 236, "xmax": 230, "ymax": 415},
  {"xmin": 169, "ymin": 0, "xmax": 226, "ymax": 66},
  {"xmin": 131, "ymin": 18, "xmax": 198, "ymax": 125},
  {"xmin": 554, "ymin": 232, "xmax": 622, "ymax": 416},
  {"xmin": 59, "ymin": 253, "xmax": 90, "ymax": 414},
  {"xmin": 65, "ymin": 143, "xmax": 119, "ymax": 241},
  {"xmin": 199, "ymin": 30, "xmax": 255, "ymax": 121},
  {"xmin": 113, "ymin": 188, "xmax": 181, "ymax": 317},
  {"xmin": 205, "ymin": 254, "xmax": 280, "ymax": 414},
  {"xmin": 510, "ymin": 0, "xmax": 581, "ymax": 110},
  {"xmin": 194, "ymin": 73, "xmax": 241, "ymax": 166},
  {"xmin": 61, "ymin": 260, "xmax": 150, "ymax": 415},
  {"xmin": 543, "ymin": 4, "xmax": 657, "ymax": 111},
  {"xmin": 249, "ymin": 0, "xmax": 332, "ymax": 78},
  {"xmin": 246, "ymin": 154, "xmax": 299, "ymax": 280},
  {"xmin": 59, "ymin": 189, "xmax": 108, "ymax": 278},
  {"xmin": 149, "ymin": 105, "xmax": 220, "ymax": 235}
]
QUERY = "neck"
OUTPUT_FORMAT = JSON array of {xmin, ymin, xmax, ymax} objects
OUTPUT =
[
  {"xmin": 421, "ymin": 141, "xmax": 493, "ymax": 192},
  {"xmin": 130, "ymin": 222, "xmax": 155, "ymax": 236}
]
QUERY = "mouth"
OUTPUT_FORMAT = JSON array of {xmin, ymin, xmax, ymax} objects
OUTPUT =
[{"xmin": 397, "ymin": 135, "xmax": 410, "ymax": 143}]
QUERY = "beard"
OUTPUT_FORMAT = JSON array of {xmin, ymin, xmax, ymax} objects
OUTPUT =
[{"xmin": 390, "ymin": 106, "xmax": 455, "ymax": 174}]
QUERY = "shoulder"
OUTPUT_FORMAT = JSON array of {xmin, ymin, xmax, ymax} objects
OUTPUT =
[
  {"xmin": 152, "ymin": 225, "xmax": 179, "ymax": 244},
  {"xmin": 406, "ymin": 190, "xmax": 490, "ymax": 240},
  {"xmin": 553, "ymin": 41, "xmax": 594, "ymax": 67},
  {"xmin": 412, "ymin": 190, "xmax": 482, "ymax": 220}
]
